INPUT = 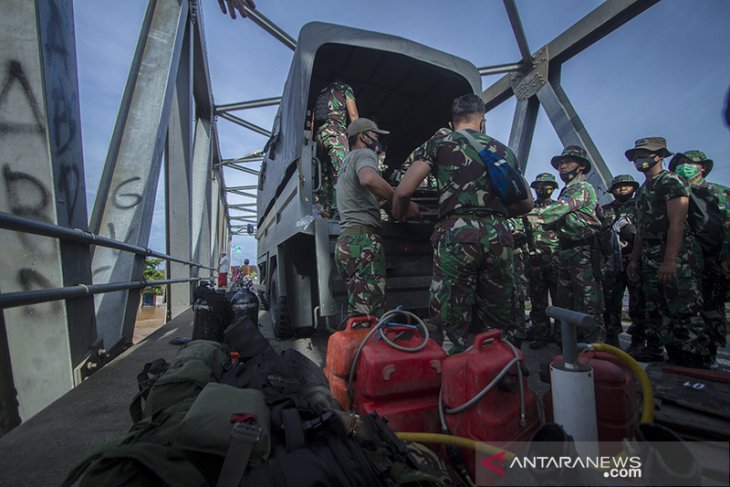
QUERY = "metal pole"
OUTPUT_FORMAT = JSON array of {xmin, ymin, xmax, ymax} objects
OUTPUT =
[
  {"xmin": 478, "ymin": 62, "xmax": 525, "ymax": 76},
  {"xmin": 215, "ymin": 96, "xmax": 281, "ymax": 112},
  {"xmin": 545, "ymin": 306, "xmax": 594, "ymax": 366},
  {"xmin": 217, "ymin": 112, "xmax": 272, "ymax": 137},
  {"xmin": 0, "ymin": 278, "xmax": 202, "ymax": 310},
  {"xmin": 0, "ymin": 212, "xmax": 213, "ymax": 270},
  {"xmin": 502, "ymin": 0, "xmax": 532, "ymax": 64},
  {"xmin": 241, "ymin": 7, "xmax": 296, "ymax": 51}
]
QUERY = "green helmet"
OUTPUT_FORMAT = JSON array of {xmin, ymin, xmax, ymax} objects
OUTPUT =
[
  {"xmin": 530, "ymin": 172, "xmax": 558, "ymax": 188},
  {"xmin": 609, "ymin": 174, "xmax": 639, "ymax": 192},
  {"xmin": 668, "ymin": 150, "xmax": 713, "ymax": 176}
]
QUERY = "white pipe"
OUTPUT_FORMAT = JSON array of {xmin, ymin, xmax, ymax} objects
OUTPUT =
[{"xmin": 550, "ymin": 362, "xmax": 598, "ymax": 457}]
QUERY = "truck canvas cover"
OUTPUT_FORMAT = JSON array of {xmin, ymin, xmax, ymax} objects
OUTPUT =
[{"xmin": 258, "ymin": 21, "xmax": 482, "ymax": 223}]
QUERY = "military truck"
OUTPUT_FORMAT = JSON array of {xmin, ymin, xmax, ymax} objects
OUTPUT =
[{"xmin": 256, "ymin": 22, "xmax": 482, "ymax": 337}]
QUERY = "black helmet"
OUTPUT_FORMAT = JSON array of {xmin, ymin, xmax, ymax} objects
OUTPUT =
[{"xmin": 244, "ymin": 258, "xmax": 249, "ymax": 265}]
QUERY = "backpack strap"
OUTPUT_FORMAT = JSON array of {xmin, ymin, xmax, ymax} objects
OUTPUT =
[
  {"xmin": 455, "ymin": 129, "xmax": 487, "ymax": 164},
  {"xmin": 216, "ymin": 418, "xmax": 263, "ymax": 487},
  {"xmin": 280, "ymin": 408, "xmax": 307, "ymax": 452}
]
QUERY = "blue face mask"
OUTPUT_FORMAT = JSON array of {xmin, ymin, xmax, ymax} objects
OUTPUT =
[{"xmin": 633, "ymin": 155, "xmax": 658, "ymax": 172}]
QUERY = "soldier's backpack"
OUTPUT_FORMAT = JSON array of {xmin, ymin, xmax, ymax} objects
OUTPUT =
[
  {"xmin": 456, "ymin": 130, "xmax": 529, "ymax": 206},
  {"xmin": 687, "ymin": 185, "xmax": 724, "ymax": 256},
  {"xmin": 313, "ymin": 85, "xmax": 331, "ymax": 124},
  {"xmin": 65, "ymin": 339, "xmax": 460, "ymax": 487}
]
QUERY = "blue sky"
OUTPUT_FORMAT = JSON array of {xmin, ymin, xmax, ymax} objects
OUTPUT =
[{"xmin": 74, "ymin": 0, "xmax": 730, "ymax": 265}]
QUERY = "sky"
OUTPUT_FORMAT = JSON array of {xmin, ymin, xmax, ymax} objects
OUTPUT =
[{"xmin": 73, "ymin": 0, "xmax": 730, "ymax": 267}]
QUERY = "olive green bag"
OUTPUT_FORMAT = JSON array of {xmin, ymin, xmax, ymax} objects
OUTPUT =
[{"xmin": 175, "ymin": 382, "xmax": 271, "ymax": 465}]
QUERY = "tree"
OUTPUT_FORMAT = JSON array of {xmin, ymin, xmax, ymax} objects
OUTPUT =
[{"xmin": 143, "ymin": 257, "xmax": 165, "ymax": 295}]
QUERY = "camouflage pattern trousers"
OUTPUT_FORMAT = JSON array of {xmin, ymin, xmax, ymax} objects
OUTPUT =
[
  {"xmin": 429, "ymin": 216, "xmax": 521, "ymax": 350},
  {"xmin": 526, "ymin": 252, "xmax": 559, "ymax": 340},
  {"xmin": 513, "ymin": 249, "xmax": 529, "ymax": 326},
  {"xmin": 556, "ymin": 244, "xmax": 605, "ymax": 343},
  {"xmin": 334, "ymin": 232, "xmax": 386, "ymax": 317},
  {"xmin": 641, "ymin": 241, "xmax": 709, "ymax": 359},
  {"xmin": 701, "ymin": 256, "xmax": 727, "ymax": 359},
  {"xmin": 603, "ymin": 262, "xmax": 646, "ymax": 343},
  {"xmin": 315, "ymin": 125, "xmax": 349, "ymax": 213}
]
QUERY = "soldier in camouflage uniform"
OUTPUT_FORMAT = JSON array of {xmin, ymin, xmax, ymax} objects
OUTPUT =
[
  {"xmin": 625, "ymin": 138, "xmax": 709, "ymax": 367},
  {"xmin": 527, "ymin": 146, "xmax": 604, "ymax": 344},
  {"xmin": 524, "ymin": 173, "xmax": 560, "ymax": 349},
  {"xmin": 334, "ymin": 119, "xmax": 419, "ymax": 316},
  {"xmin": 669, "ymin": 150, "xmax": 728, "ymax": 368},
  {"xmin": 314, "ymin": 80, "xmax": 359, "ymax": 216},
  {"xmin": 393, "ymin": 94, "xmax": 533, "ymax": 351},
  {"xmin": 508, "ymin": 216, "xmax": 530, "ymax": 329},
  {"xmin": 601, "ymin": 175, "xmax": 649, "ymax": 350},
  {"xmin": 391, "ymin": 127, "xmax": 451, "ymax": 190}
]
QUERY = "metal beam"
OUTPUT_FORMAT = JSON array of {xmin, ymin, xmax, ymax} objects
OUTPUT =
[
  {"xmin": 227, "ymin": 190, "xmax": 258, "ymax": 199},
  {"xmin": 191, "ymin": 2, "xmax": 213, "ymax": 120},
  {"xmin": 215, "ymin": 96, "xmax": 281, "ymax": 112},
  {"xmin": 536, "ymin": 79, "xmax": 611, "ymax": 202},
  {"xmin": 242, "ymin": 6, "xmax": 296, "ymax": 51},
  {"xmin": 89, "ymin": 0, "xmax": 188, "ymax": 355},
  {"xmin": 228, "ymin": 203, "xmax": 256, "ymax": 209},
  {"xmin": 226, "ymin": 185, "xmax": 258, "ymax": 191},
  {"xmin": 220, "ymin": 156, "xmax": 264, "ymax": 164},
  {"xmin": 478, "ymin": 62, "xmax": 525, "ymax": 76},
  {"xmin": 508, "ymin": 97, "xmax": 539, "ymax": 173},
  {"xmin": 217, "ymin": 112, "xmax": 272, "ymax": 137},
  {"xmin": 503, "ymin": 0, "xmax": 532, "ymax": 64},
  {"xmin": 483, "ymin": 0, "xmax": 659, "ymax": 109},
  {"xmin": 231, "ymin": 209, "xmax": 256, "ymax": 216},
  {"xmin": 225, "ymin": 164, "xmax": 259, "ymax": 176},
  {"xmin": 191, "ymin": 118, "xmax": 213, "ymax": 281},
  {"xmin": 1, "ymin": 0, "xmax": 97, "ymax": 422},
  {"xmin": 165, "ymin": 13, "xmax": 193, "ymax": 321}
]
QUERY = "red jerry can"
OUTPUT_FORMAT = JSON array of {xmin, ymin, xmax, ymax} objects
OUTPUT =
[
  {"xmin": 543, "ymin": 351, "xmax": 638, "ymax": 451},
  {"xmin": 353, "ymin": 328, "xmax": 446, "ymax": 433},
  {"xmin": 441, "ymin": 330, "xmax": 540, "ymax": 477},
  {"xmin": 324, "ymin": 315, "xmax": 378, "ymax": 409}
]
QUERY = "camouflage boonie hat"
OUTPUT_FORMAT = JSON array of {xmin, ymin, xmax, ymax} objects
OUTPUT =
[
  {"xmin": 624, "ymin": 137, "xmax": 672, "ymax": 161},
  {"xmin": 530, "ymin": 172, "xmax": 558, "ymax": 188},
  {"xmin": 609, "ymin": 174, "xmax": 639, "ymax": 192},
  {"xmin": 668, "ymin": 150, "xmax": 713, "ymax": 176},
  {"xmin": 550, "ymin": 145, "xmax": 591, "ymax": 173}
]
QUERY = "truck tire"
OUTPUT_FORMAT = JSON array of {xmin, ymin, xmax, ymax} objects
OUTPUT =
[{"xmin": 270, "ymin": 276, "xmax": 292, "ymax": 338}]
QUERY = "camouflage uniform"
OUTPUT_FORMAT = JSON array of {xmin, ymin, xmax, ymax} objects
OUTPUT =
[
  {"xmin": 334, "ymin": 144, "xmax": 387, "ymax": 317},
  {"xmin": 530, "ymin": 147, "xmax": 604, "ymax": 343},
  {"xmin": 508, "ymin": 217, "xmax": 530, "ymax": 326},
  {"xmin": 634, "ymin": 169, "xmax": 708, "ymax": 364},
  {"xmin": 524, "ymin": 174, "xmax": 560, "ymax": 344},
  {"xmin": 601, "ymin": 175, "xmax": 648, "ymax": 347},
  {"xmin": 314, "ymin": 81, "xmax": 356, "ymax": 214},
  {"xmin": 334, "ymin": 233, "xmax": 386, "ymax": 317},
  {"xmin": 669, "ymin": 150, "xmax": 728, "ymax": 364},
  {"xmin": 392, "ymin": 127, "xmax": 451, "ymax": 190},
  {"xmin": 422, "ymin": 129, "xmax": 521, "ymax": 350}
]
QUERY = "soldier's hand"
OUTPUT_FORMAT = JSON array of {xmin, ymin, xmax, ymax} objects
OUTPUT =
[
  {"xmin": 403, "ymin": 202, "xmax": 424, "ymax": 221},
  {"xmin": 627, "ymin": 260, "xmax": 640, "ymax": 282},
  {"xmin": 657, "ymin": 260, "xmax": 677, "ymax": 284},
  {"xmin": 217, "ymin": 0, "xmax": 256, "ymax": 19}
]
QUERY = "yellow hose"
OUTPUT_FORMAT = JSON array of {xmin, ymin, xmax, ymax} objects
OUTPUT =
[
  {"xmin": 394, "ymin": 432, "xmax": 515, "ymax": 460},
  {"xmin": 590, "ymin": 343, "xmax": 654, "ymax": 423}
]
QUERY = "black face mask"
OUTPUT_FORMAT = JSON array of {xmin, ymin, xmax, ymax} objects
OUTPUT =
[
  {"xmin": 535, "ymin": 187, "xmax": 554, "ymax": 200},
  {"xmin": 613, "ymin": 193, "xmax": 633, "ymax": 202},
  {"xmin": 633, "ymin": 155, "xmax": 658, "ymax": 173},
  {"xmin": 559, "ymin": 168, "xmax": 580, "ymax": 183},
  {"xmin": 363, "ymin": 134, "xmax": 382, "ymax": 153}
]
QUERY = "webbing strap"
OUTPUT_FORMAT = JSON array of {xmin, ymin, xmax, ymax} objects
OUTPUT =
[{"xmin": 216, "ymin": 422, "xmax": 261, "ymax": 487}]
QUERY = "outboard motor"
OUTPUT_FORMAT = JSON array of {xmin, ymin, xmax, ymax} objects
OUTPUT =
[{"xmin": 231, "ymin": 283, "xmax": 260, "ymax": 326}]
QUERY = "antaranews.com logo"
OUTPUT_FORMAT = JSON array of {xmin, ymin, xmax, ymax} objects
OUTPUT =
[{"xmin": 475, "ymin": 440, "xmax": 729, "ymax": 486}]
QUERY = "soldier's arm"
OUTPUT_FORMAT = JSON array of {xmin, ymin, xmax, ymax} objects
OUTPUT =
[
  {"xmin": 660, "ymin": 196, "xmax": 689, "ymax": 282},
  {"xmin": 393, "ymin": 160, "xmax": 430, "ymax": 220},
  {"xmin": 346, "ymin": 98, "xmax": 359, "ymax": 123},
  {"xmin": 531, "ymin": 186, "xmax": 588, "ymax": 224},
  {"xmin": 358, "ymin": 166, "xmax": 394, "ymax": 202}
]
